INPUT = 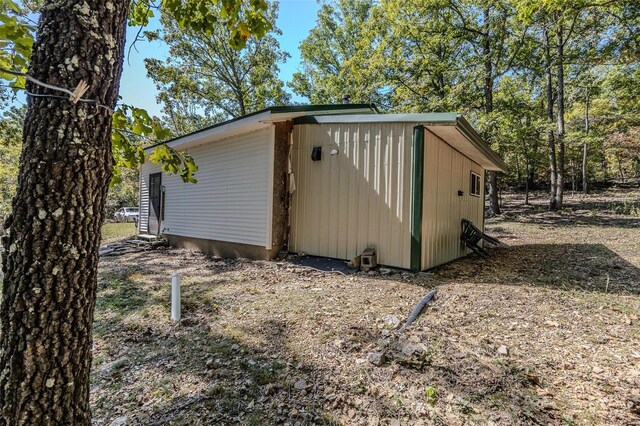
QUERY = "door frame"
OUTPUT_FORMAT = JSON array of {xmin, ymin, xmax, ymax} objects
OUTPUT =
[{"xmin": 148, "ymin": 172, "xmax": 162, "ymax": 235}]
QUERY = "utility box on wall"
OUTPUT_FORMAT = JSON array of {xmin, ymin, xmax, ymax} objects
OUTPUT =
[{"xmin": 311, "ymin": 146, "xmax": 322, "ymax": 161}]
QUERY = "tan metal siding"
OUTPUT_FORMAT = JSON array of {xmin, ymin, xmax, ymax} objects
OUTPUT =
[
  {"xmin": 138, "ymin": 127, "xmax": 271, "ymax": 246},
  {"xmin": 289, "ymin": 123, "xmax": 414, "ymax": 269},
  {"xmin": 421, "ymin": 129, "xmax": 484, "ymax": 269}
]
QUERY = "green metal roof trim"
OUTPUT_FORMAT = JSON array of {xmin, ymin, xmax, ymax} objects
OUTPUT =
[
  {"xmin": 144, "ymin": 103, "xmax": 378, "ymax": 150},
  {"xmin": 292, "ymin": 112, "xmax": 460, "ymax": 125},
  {"xmin": 293, "ymin": 113, "xmax": 507, "ymax": 171}
]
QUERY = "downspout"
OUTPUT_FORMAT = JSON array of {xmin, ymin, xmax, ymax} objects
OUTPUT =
[{"xmin": 410, "ymin": 125, "xmax": 425, "ymax": 271}]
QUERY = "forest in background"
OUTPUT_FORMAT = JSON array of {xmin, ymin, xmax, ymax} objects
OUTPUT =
[
  {"xmin": 1, "ymin": 0, "xmax": 638, "ymax": 220},
  {"xmin": 289, "ymin": 0, "xmax": 640, "ymax": 213},
  {"xmin": 0, "ymin": 0, "xmax": 638, "ymax": 422}
]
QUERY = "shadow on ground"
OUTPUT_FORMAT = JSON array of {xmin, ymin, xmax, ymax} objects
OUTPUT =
[
  {"xmin": 495, "ymin": 191, "xmax": 640, "ymax": 229},
  {"xmin": 430, "ymin": 243, "xmax": 640, "ymax": 296}
]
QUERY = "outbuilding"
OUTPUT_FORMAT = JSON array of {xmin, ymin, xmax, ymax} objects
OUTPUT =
[{"xmin": 138, "ymin": 104, "xmax": 506, "ymax": 271}]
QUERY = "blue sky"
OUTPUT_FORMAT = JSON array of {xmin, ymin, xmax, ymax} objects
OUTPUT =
[{"xmin": 119, "ymin": 0, "xmax": 321, "ymax": 117}]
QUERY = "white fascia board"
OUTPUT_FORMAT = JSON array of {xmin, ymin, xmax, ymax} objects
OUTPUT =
[{"xmin": 144, "ymin": 110, "xmax": 273, "ymax": 152}]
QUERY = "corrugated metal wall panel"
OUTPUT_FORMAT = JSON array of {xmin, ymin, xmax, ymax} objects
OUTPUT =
[
  {"xmin": 138, "ymin": 127, "xmax": 271, "ymax": 246},
  {"xmin": 421, "ymin": 129, "xmax": 484, "ymax": 269},
  {"xmin": 421, "ymin": 131, "xmax": 438, "ymax": 268},
  {"xmin": 289, "ymin": 122, "xmax": 414, "ymax": 269}
]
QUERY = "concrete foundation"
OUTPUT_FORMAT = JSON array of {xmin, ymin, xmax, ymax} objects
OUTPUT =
[{"xmin": 165, "ymin": 234, "xmax": 279, "ymax": 260}]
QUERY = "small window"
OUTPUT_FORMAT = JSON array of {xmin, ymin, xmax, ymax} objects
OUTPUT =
[{"xmin": 470, "ymin": 172, "xmax": 481, "ymax": 197}]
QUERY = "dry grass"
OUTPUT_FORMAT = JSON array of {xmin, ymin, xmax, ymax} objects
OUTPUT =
[
  {"xmin": 101, "ymin": 222, "xmax": 137, "ymax": 244},
  {"xmin": 91, "ymin": 187, "xmax": 640, "ymax": 425}
]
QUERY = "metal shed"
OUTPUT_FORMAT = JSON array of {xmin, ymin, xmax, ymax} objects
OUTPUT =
[{"xmin": 138, "ymin": 105, "xmax": 506, "ymax": 271}]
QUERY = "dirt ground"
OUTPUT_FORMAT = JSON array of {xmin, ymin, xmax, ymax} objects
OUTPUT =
[{"xmin": 92, "ymin": 187, "xmax": 640, "ymax": 426}]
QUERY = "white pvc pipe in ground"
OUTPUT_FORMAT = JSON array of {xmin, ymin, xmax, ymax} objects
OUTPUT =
[{"xmin": 171, "ymin": 272, "xmax": 181, "ymax": 321}]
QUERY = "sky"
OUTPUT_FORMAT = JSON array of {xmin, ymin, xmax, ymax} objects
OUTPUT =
[{"xmin": 118, "ymin": 0, "xmax": 321, "ymax": 117}]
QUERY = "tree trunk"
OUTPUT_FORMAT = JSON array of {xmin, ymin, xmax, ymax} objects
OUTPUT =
[
  {"xmin": 522, "ymin": 135, "xmax": 531, "ymax": 205},
  {"xmin": 571, "ymin": 158, "xmax": 576, "ymax": 194},
  {"xmin": 0, "ymin": 0, "xmax": 129, "ymax": 424},
  {"xmin": 617, "ymin": 153, "xmax": 626, "ymax": 182},
  {"xmin": 583, "ymin": 87, "xmax": 589, "ymax": 193},
  {"xmin": 526, "ymin": 133, "xmax": 536, "ymax": 191},
  {"xmin": 543, "ymin": 26, "xmax": 557, "ymax": 210},
  {"xmin": 524, "ymin": 148, "xmax": 530, "ymax": 205},
  {"xmin": 483, "ymin": 6, "xmax": 500, "ymax": 215},
  {"xmin": 488, "ymin": 171, "xmax": 500, "ymax": 215},
  {"xmin": 555, "ymin": 18, "xmax": 565, "ymax": 209}
]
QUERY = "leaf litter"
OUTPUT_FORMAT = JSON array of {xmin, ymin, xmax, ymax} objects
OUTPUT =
[{"xmin": 92, "ymin": 188, "xmax": 640, "ymax": 425}]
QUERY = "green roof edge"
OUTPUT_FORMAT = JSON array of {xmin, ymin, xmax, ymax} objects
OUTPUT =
[{"xmin": 455, "ymin": 116, "xmax": 508, "ymax": 172}]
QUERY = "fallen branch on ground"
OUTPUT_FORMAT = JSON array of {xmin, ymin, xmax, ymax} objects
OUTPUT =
[
  {"xmin": 98, "ymin": 239, "xmax": 168, "ymax": 256},
  {"xmin": 397, "ymin": 289, "xmax": 437, "ymax": 333}
]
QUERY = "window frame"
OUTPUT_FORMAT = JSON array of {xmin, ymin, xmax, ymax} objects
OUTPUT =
[{"xmin": 470, "ymin": 171, "xmax": 481, "ymax": 197}]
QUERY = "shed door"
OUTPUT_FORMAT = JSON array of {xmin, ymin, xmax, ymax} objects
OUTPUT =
[{"xmin": 148, "ymin": 172, "xmax": 162, "ymax": 235}]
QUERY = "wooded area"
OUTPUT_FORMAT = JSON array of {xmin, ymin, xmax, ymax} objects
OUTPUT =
[
  {"xmin": 291, "ymin": 0, "xmax": 640, "ymax": 213},
  {"xmin": 0, "ymin": 0, "xmax": 638, "ymax": 424},
  {"xmin": 1, "ymin": 0, "xmax": 639, "ymax": 218}
]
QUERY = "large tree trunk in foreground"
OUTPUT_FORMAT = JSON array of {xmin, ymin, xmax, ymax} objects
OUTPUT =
[{"xmin": 0, "ymin": 0, "xmax": 129, "ymax": 423}]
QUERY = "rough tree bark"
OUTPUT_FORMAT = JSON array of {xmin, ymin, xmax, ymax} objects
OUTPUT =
[
  {"xmin": 543, "ymin": 26, "xmax": 557, "ymax": 210},
  {"xmin": 555, "ymin": 18, "xmax": 565, "ymax": 209},
  {"xmin": 0, "ymin": 0, "xmax": 129, "ymax": 424}
]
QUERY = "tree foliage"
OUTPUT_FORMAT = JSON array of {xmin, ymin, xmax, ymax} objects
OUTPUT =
[
  {"xmin": 290, "ymin": 0, "xmax": 378, "ymax": 104},
  {"xmin": 295, "ymin": 0, "xmax": 640, "ymax": 200},
  {"xmin": 0, "ymin": 0, "xmax": 273, "ymax": 190},
  {"xmin": 145, "ymin": 2, "xmax": 289, "ymax": 133},
  {"xmin": 0, "ymin": 105, "xmax": 23, "ymax": 225}
]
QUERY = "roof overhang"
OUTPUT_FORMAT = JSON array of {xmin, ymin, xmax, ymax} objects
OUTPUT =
[
  {"xmin": 293, "ymin": 113, "xmax": 507, "ymax": 172},
  {"xmin": 143, "ymin": 104, "xmax": 377, "ymax": 152},
  {"xmin": 428, "ymin": 117, "xmax": 507, "ymax": 172}
]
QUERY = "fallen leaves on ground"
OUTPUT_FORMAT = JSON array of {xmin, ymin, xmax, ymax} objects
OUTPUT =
[{"xmin": 92, "ymin": 188, "xmax": 640, "ymax": 425}]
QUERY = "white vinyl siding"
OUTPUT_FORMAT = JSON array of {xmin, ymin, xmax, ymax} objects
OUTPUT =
[{"xmin": 139, "ymin": 127, "xmax": 271, "ymax": 247}]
